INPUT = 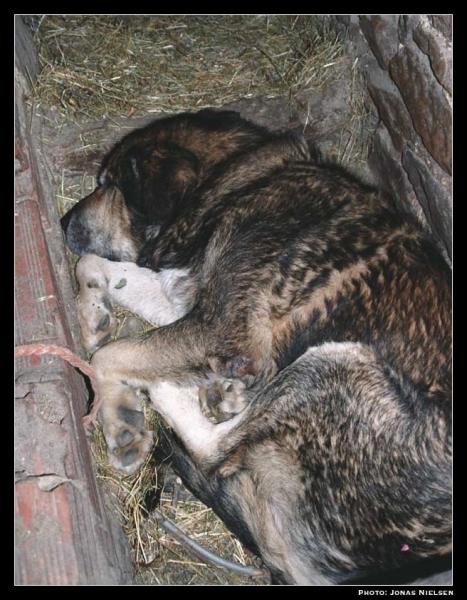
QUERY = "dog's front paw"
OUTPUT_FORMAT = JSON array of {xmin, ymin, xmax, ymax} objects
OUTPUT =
[
  {"xmin": 90, "ymin": 341, "xmax": 155, "ymax": 474},
  {"xmin": 77, "ymin": 286, "xmax": 118, "ymax": 352},
  {"xmin": 104, "ymin": 417, "xmax": 154, "ymax": 474},
  {"xmin": 98, "ymin": 390, "xmax": 154, "ymax": 474},
  {"xmin": 75, "ymin": 256, "xmax": 118, "ymax": 352}
]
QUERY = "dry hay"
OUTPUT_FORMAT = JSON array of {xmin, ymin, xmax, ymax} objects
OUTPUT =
[
  {"xmin": 31, "ymin": 14, "xmax": 375, "ymax": 174},
  {"xmin": 32, "ymin": 15, "xmax": 344, "ymax": 120},
  {"xmin": 91, "ymin": 400, "xmax": 263, "ymax": 585},
  {"xmin": 29, "ymin": 15, "xmax": 374, "ymax": 585}
]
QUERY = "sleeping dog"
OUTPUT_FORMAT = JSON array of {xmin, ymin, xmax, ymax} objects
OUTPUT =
[{"xmin": 61, "ymin": 109, "xmax": 451, "ymax": 585}]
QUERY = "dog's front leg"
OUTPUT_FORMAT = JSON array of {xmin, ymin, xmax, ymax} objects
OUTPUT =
[
  {"xmin": 89, "ymin": 336, "xmax": 158, "ymax": 473},
  {"xmin": 75, "ymin": 255, "xmax": 192, "ymax": 352}
]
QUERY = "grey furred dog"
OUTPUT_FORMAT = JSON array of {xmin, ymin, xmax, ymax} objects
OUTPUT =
[{"xmin": 61, "ymin": 109, "xmax": 452, "ymax": 585}]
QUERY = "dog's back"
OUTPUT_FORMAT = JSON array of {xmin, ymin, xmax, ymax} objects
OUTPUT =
[{"xmin": 143, "ymin": 130, "xmax": 451, "ymax": 407}]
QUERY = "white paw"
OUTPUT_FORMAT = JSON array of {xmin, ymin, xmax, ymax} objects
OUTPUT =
[
  {"xmin": 75, "ymin": 256, "xmax": 118, "ymax": 352},
  {"xmin": 199, "ymin": 379, "xmax": 248, "ymax": 423}
]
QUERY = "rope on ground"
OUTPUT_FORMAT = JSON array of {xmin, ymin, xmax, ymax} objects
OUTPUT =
[{"xmin": 14, "ymin": 343, "xmax": 100, "ymax": 427}]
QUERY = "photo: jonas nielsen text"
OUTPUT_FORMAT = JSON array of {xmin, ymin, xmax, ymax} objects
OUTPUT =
[{"xmin": 358, "ymin": 592, "xmax": 453, "ymax": 596}]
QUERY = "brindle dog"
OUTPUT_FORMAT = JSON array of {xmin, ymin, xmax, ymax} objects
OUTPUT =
[{"xmin": 61, "ymin": 109, "xmax": 451, "ymax": 585}]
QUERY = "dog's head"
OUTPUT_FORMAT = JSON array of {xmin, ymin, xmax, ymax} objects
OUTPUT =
[{"xmin": 61, "ymin": 109, "xmax": 268, "ymax": 262}]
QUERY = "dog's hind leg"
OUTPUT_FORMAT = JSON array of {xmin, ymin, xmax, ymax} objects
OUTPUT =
[
  {"xmin": 148, "ymin": 381, "xmax": 246, "ymax": 466},
  {"xmin": 199, "ymin": 379, "xmax": 250, "ymax": 422},
  {"xmin": 151, "ymin": 342, "xmax": 451, "ymax": 585}
]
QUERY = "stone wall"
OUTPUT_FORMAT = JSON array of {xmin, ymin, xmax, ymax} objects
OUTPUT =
[{"xmin": 334, "ymin": 15, "xmax": 452, "ymax": 262}]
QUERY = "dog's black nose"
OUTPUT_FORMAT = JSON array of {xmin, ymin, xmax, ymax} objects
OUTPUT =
[{"xmin": 60, "ymin": 210, "xmax": 73, "ymax": 233}]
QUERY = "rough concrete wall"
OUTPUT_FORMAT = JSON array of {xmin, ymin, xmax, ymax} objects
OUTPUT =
[{"xmin": 334, "ymin": 15, "xmax": 452, "ymax": 261}]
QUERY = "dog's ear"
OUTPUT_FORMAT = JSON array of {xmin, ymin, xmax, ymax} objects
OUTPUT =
[{"xmin": 118, "ymin": 142, "xmax": 200, "ymax": 226}]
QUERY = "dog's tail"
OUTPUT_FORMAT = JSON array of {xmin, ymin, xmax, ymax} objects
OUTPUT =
[{"xmin": 152, "ymin": 425, "xmax": 263, "ymax": 560}]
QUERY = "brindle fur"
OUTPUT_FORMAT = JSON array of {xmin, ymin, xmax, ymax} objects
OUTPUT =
[{"xmin": 61, "ymin": 109, "xmax": 451, "ymax": 585}]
